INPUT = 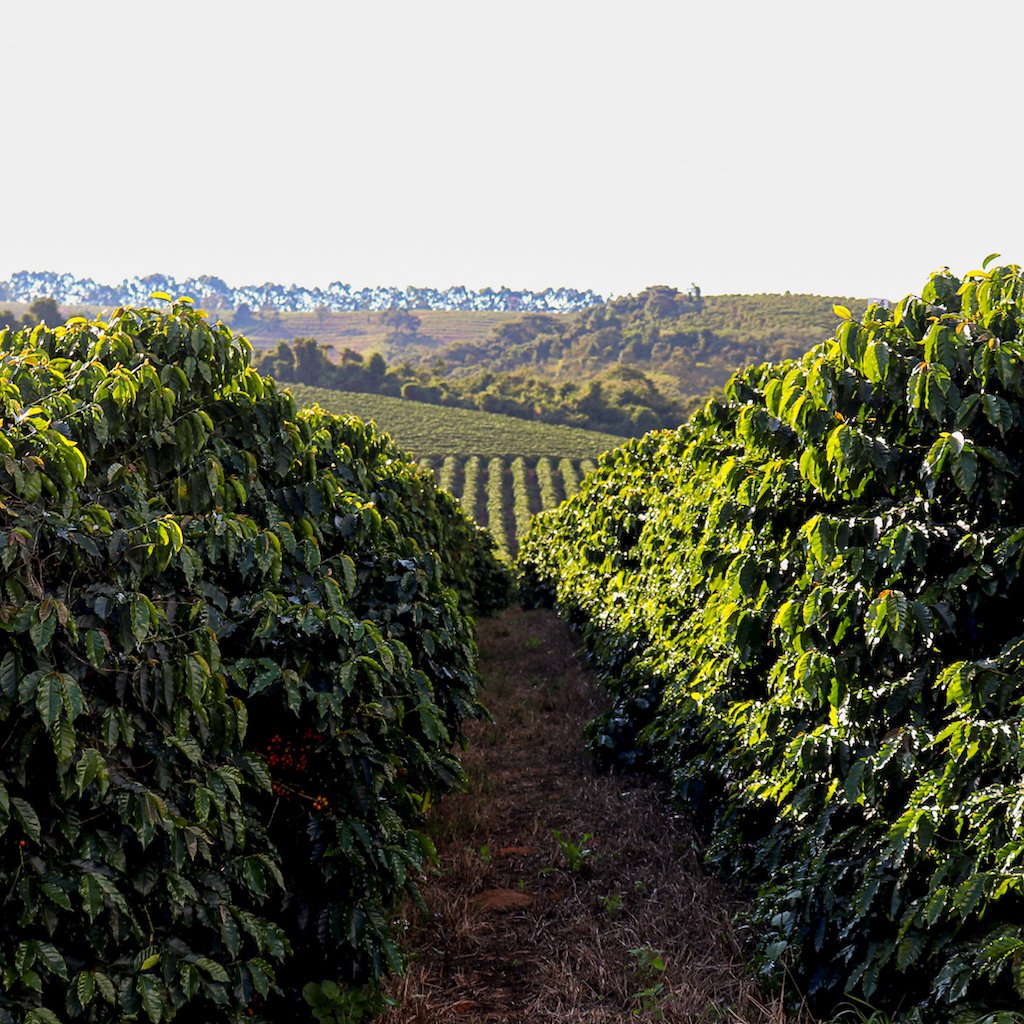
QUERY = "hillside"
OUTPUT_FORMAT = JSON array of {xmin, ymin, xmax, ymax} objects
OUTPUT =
[
  {"xmin": 0, "ymin": 300, "xmax": 526, "ymax": 355},
  {"xmin": 218, "ymin": 307, "xmax": 529, "ymax": 354},
  {"xmin": 437, "ymin": 288, "xmax": 871, "ymax": 391},
  {"xmin": 259, "ymin": 288, "xmax": 873, "ymax": 437},
  {"xmin": 284, "ymin": 385, "xmax": 625, "ymax": 459}
]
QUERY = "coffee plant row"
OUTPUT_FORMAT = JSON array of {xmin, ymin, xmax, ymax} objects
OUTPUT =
[
  {"xmin": 519, "ymin": 262, "xmax": 1024, "ymax": 1021},
  {"xmin": 0, "ymin": 302, "xmax": 509, "ymax": 1023},
  {"xmin": 417, "ymin": 453, "xmax": 594, "ymax": 559}
]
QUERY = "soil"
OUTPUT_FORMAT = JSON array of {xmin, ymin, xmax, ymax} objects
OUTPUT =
[{"xmin": 381, "ymin": 607, "xmax": 811, "ymax": 1024}]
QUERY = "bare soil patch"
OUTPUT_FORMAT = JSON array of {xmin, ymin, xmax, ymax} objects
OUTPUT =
[{"xmin": 381, "ymin": 607, "xmax": 811, "ymax": 1023}]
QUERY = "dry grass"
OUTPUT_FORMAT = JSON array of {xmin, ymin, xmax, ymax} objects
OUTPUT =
[
  {"xmin": 380, "ymin": 607, "xmax": 814, "ymax": 1024},
  {"xmin": 0, "ymin": 301, "xmax": 524, "ymax": 354},
  {"xmin": 224, "ymin": 309, "xmax": 525, "ymax": 353}
]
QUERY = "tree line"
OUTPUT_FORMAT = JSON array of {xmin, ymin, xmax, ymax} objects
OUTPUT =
[
  {"xmin": 0, "ymin": 297, "xmax": 63, "ymax": 332},
  {"xmin": 255, "ymin": 336, "xmax": 686, "ymax": 437}
]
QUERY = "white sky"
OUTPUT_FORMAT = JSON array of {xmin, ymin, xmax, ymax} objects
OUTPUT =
[{"xmin": 3, "ymin": 0, "xmax": 1020, "ymax": 300}]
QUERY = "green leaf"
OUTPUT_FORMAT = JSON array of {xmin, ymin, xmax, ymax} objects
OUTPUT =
[
  {"xmin": 75, "ymin": 748, "xmax": 107, "ymax": 796},
  {"xmin": 982, "ymin": 252, "xmax": 1001, "ymax": 270},
  {"xmin": 29, "ymin": 608, "xmax": 57, "ymax": 653},
  {"xmin": 84, "ymin": 629, "xmax": 108, "ymax": 668},
  {"xmin": 323, "ymin": 576, "xmax": 344, "ymax": 615},
  {"xmin": 339, "ymin": 553, "xmax": 357, "ymax": 596},
  {"xmin": 837, "ymin": 320, "xmax": 862, "ymax": 364},
  {"xmin": 954, "ymin": 392, "xmax": 980, "ymax": 429},
  {"xmin": 983, "ymin": 393, "xmax": 1014, "ymax": 435},
  {"xmin": 138, "ymin": 975, "xmax": 164, "ymax": 1023},
  {"xmin": 62, "ymin": 442, "xmax": 88, "ymax": 485},
  {"xmin": 863, "ymin": 341, "xmax": 890, "ymax": 383},
  {"xmin": 54, "ymin": 716, "xmax": 76, "ymax": 763},
  {"xmin": 833, "ymin": 303, "xmax": 852, "ymax": 320},
  {"xmin": 0, "ymin": 651, "xmax": 17, "ymax": 699},
  {"xmin": 42, "ymin": 881, "xmax": 72, "ymax": 910},
  {"xmin": 80, "ymin": 874, "xmax": 104, "ymax": 920},
  {"xmin": 25, "ymin": 1010, "xmax": 61, "ymax": 1024},
  {"xmin": 951, "ymin": 441, "xmax": 978, "ymax": 494},
  {"xmin": 12, "ymin": 797, "xmax": 40, "ymax": 843},
  {"xmin": 243, "ymin": 857, "xmax": 267, "ymax": 899},
  {"xmin": 844, "ymin": 760, "xmax": 866, "ymax": 805},
  {"xmin": 36, "ymin": 673, "xmax": 62, "ymax": 730},
  {"xmin": 804, "ymin": 515, "xmax": 835, "ymax": 567},
  {"xmin": 192, "ymin": 956, "xmax": 229, "ymax": 983},
  {"xmin": 924, "ymin": 322, "xmax": 957, "ymax": 369},
  {"xmin": 75, "ymin": 970, "xmax": 96, "ymax": 1007},
  {"xmin": 248, "ymin": 957, "xmax": 273, "ymax": 998},
  {"xmin": 955, "ymin": 873, "xmax": 988, "ymax": 918},
  {"xmin": 35, "ymin": 942, "xmax": 68, "ymax": 979},
  {"xmin": 93, "ymin": 970, "xmax": 116, "ymax": 1003},
  {"xmin": 129, "ymin": 594, "xmax": 151, "ymax": 645},
  {"xmin": 923, "ymin": 886, "xmax": 948, "ymax": 927},
  {"xmin": 924, "ymin": 434, "xmax": 949, "ymax": 479},
  {"xmin": 896, "ymin": 931, "xmax": 926, "ymax": 970},
  {"xmin": 184, "ymin": 654, "xmax": 209, "ymax": 705},
  {"xmin": 61, "ymin": 674, "xmax": 85, "ymax": 720}
]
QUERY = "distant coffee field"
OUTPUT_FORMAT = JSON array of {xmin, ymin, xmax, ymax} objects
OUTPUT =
[{"xmin": 286, "ymin": 384, "xmax": 619, "ymax": 556}]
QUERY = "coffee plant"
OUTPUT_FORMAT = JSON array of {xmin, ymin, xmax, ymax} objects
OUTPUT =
[
  {"xmin": 535, "ymin": 457, "xmax": 561, "ymax": 510},
  {"xmin": 558, "ymin": 457, "xmax": 582, "ymax": 498},
  {"xmin": 486, "ymin": 457, "xmax": 508, "ymax": 559},
  {"xmin": 460, "ymin": 455, "xmax": 483, "ymax": 524},
  {"xmin": 510, "ymin": 457, "xmax": 534, "ymax": 553},
  {"xmin": 519, "ymin": 261, "xmax": 1024, "ymax": 1021},
  {"xmin": 0, "ymin": 300, "xmax": 507, "ymax": 1022}
]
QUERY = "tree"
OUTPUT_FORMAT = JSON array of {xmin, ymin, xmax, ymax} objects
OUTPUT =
[
  {"xmin": 232, "ymin": 302, "xmax": 256, "ymax": 328},
  {"xmin": 367, "ymin": 352, "xmax": 387, "ymax": 379},
  {"xmin": 381, "ymin": 308, "xmax": 420, "ymax": 336},
  {"xmin": 22, "ymin": 297, "xmax": 62, "ymax": 327}
]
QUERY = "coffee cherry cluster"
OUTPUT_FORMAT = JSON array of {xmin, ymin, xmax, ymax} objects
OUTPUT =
[
  {"xmin": 264, "ymin": 729, "xmax": 330, "ymax": 812},
  {"xmin": 264, "ymin": 732, "xmax": 311, "ymax": 774}
]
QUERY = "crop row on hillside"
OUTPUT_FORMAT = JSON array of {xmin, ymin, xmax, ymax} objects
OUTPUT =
[
  {"xmin": 415, "ymin": 454, "xmax": 587, "ymax": 558},
  {"xmin": 519, "ymin": 263, "xmax": 1024, "ymax": 1021},
  {"xmin": 284, "ymin": 384, "xmax": 626, "ymax": 460}
]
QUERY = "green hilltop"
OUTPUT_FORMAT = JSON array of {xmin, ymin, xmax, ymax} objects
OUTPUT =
[
  {"xmin": 285, "ymin": 384, "xmax": 625, "ymax": 460},
  {"xmin": 256, "ymin": 287, "xmax": 870, "ymax": 437}
]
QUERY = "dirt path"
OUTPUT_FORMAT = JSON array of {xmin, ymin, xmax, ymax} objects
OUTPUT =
[{"xmin": 382, "ymin": 607, "xmax": 808, "ymax": 1023}]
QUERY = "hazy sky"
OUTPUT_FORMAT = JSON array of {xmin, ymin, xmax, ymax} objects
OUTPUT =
[{"xmin": 4, "ymin": 1, "xmax": 1019, "ymax": 300}]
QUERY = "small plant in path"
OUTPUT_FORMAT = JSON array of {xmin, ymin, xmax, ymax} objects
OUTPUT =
[
  {"xmin": 551, "ymin": 828, "xmax": 596, "ymax": 873},
  {"xmin": 628, "ymin": 946, "xmax": 674, "ymax": 1019},
  {"xmin": 598, "ymin": 889, "xmax": 623, "ymax": 919}
]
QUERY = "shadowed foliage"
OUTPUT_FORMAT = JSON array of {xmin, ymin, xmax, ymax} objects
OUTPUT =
[{"xmin": 0, "ymin": 302, "xmax": 508, "ymax": 1022}]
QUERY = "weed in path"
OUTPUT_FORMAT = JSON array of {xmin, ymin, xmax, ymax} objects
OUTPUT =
[
  {"xmin": 628, "ymin": 946, "xmax": 675, "ymax": 1019},
  {"xmin": 551, "ymin": 828, "xmax": 596, "ymax": 874}
]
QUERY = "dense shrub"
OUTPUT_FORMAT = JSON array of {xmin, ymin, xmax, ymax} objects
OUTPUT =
[
  {"xmin": 519, "ymin": 262, "xmax": 1024, "ymax": 1021},
  {"xmin": 0, "ymin": 301, "xmax": 507, "ymax": 1023}
]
